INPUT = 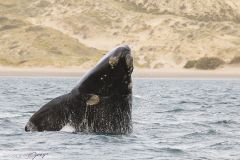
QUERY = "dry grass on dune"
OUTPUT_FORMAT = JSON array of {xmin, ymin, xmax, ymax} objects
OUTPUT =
[{"xmin": 0, "ymin": 0, "xmax": 240, "ymax": 70}]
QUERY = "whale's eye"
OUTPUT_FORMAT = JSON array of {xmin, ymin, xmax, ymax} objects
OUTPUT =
[{"xmin": 86, "ymin": 95, "xmax": 100, "ymax": 106}]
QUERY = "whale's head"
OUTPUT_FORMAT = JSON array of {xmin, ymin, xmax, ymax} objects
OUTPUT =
[
  {"xmin": 72, "ymin": 45, "xmax": 133, "ymax": 96},
  {"xmin": 73, "ymin": 45, "xmax": 134, "ymax": 134}
]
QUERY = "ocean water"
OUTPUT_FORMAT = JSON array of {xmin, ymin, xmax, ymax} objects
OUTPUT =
[{"xmin": 0, "ymin": 77, "xmax": 240, "ymax": 160}]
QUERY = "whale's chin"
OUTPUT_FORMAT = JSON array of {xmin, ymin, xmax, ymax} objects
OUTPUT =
[{"xmin": 25, "ymin": 121, "xmax": 38, "ymax": 132}]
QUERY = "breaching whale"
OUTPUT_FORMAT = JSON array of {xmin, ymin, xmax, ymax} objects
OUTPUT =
[{"xmin": 25, "ymin": 45, "xmax": 133, "ymax": 134}]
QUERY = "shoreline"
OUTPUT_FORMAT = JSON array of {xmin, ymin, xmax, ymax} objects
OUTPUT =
[{"xmin": 0, "ymin": 67, "xmax": 240, "ymax": 79}]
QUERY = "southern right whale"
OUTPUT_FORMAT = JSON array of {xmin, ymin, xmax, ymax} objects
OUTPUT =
[{"xmin": 25, "ymin": 45, "xmax": 133, "ymax": 134}]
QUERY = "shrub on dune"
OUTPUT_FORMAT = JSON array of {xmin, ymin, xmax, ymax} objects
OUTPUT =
[
  {"xmin": 184, "ymin": 60, "xmax": 197, "ymax": 69},
  {"xmin": 195, "ymin": 57, "xmax": 225, "ymax": 70},
  {"xmin": 230, "ymin": 56, "xmax": 240, "ymax": 64}
]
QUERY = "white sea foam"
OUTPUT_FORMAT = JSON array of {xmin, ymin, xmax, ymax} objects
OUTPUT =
[{"xmin": 60, "ymin": 124, "xmax": 76, "ymax": 133}]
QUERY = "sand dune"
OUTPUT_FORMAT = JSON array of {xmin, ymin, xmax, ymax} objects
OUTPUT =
[{"xmin": 0, "ymin": 0, "xmax": 240, "ymax": 71}]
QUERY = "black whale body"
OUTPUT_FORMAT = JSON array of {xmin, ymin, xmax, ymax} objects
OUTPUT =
[{"xmin": 25, "ymin": 45, "xmax": 133, "ymax": 134}]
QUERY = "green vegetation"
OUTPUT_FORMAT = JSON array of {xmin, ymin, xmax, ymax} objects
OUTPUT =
[
  {"xmin": 230, "ymin": 56, "xmax": 240, "ymax": 64},
  {"xmin": 195, "ymin": 57, "xmax": 225, "ymax": 70},
  {"xmin": 184, "ymin": 60, "xmax": 197, "ymax": 69},
  {"xmin": 184, "ymin": 57, "xmax": 225, "ymax": 70}
]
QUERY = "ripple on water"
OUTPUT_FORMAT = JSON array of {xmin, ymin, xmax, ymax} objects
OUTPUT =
[
  {"xmin": 161, "ymin": 147, "xmax": 185, "ymax": 154},
  {"xmin": 210, "ymin": 120, "xmax": 238, "ymax": 125},
  {"xmin": 181, "ymin": 129, "xmax": 219, "ymax": 139},
  {"xmin": 165, "ymin": 108, "xmax": 185, "ymax": 113},
  {"xmin": 1, "ymin": 78, "xmax": 240, "ymax": 160}
]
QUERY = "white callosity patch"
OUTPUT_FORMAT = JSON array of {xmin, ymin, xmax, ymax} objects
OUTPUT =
[
  {"xmin": 60, "ymin": 124, "xmax": 76, "ymax": 133},
  {"xmin": 86, "ymin": 95, "xmax": 100, "ymax": 106},
  {"xmin": 109, "ymin": 56, "xmax": 119, "ymax": 69},
  {"xmin": 125, "ymin": 54, "xmax": 133, "ymax": 68}
]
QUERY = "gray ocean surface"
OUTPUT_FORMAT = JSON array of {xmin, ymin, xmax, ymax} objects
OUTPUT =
[{"xmin": 0, "ymin": 77, "xmax": 240, "ymax": 160}]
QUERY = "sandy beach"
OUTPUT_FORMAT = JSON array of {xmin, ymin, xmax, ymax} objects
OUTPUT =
[{"xmin": 0, "ymin": 66, "xmax": 239, "ymax": 79}]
